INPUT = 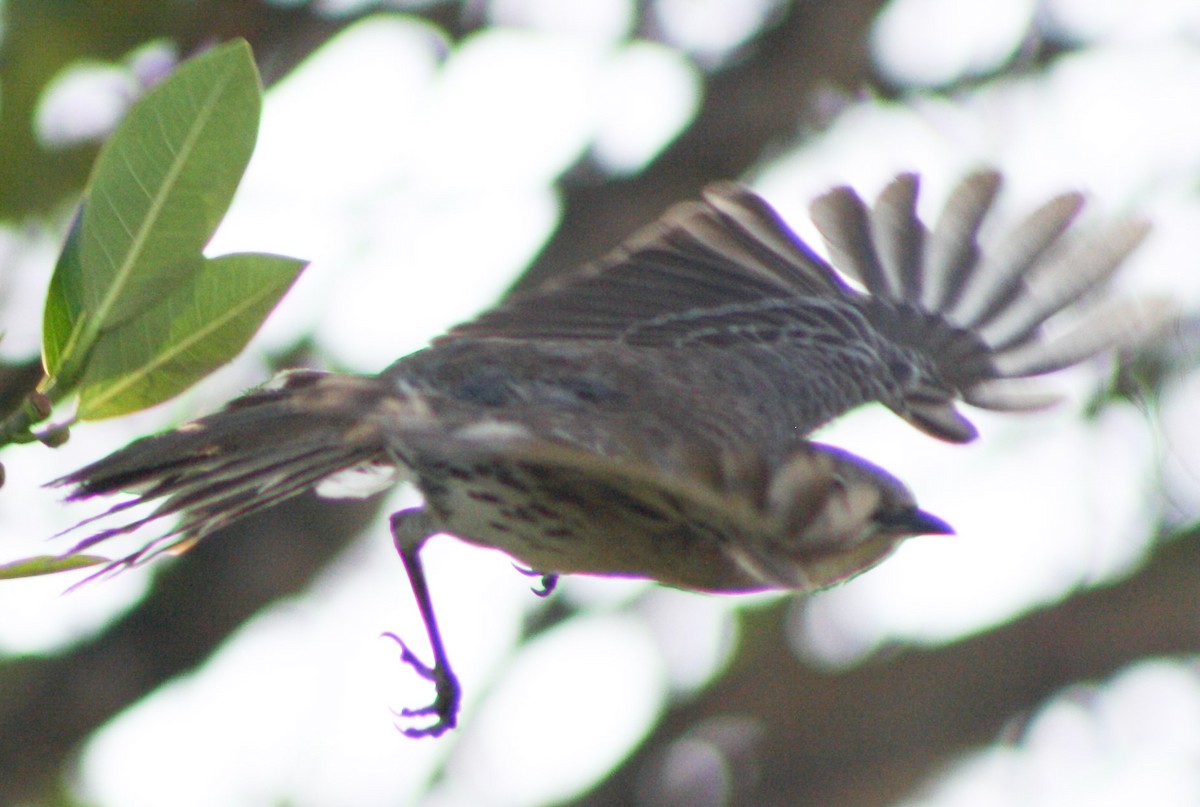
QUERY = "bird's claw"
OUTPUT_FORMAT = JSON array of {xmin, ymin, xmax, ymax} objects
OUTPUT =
[
  {"xmin": 381, "ymin": 631, "xmax": 437, "ymax": 680},
  {"xmin": 381, "ymin": 631, "xmax": 462, "ymax": 738},
  {"xmin": 512, "ymin": 564, "xmax": 559, "ymax": 598}
]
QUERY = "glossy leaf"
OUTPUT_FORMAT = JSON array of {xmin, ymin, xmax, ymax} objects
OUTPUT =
[
  {"xmin": 42, "ymin": 206, "xmax": 86, "ymax": 376},
  {"xmin": 76, "ymin": 252, "xmax": 306, "ymax": 419},
  {"xmin": 42, "ymin": 39, "xmax": 262, "ymax": 382}
]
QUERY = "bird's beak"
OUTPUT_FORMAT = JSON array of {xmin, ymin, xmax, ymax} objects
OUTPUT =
[{"xmin": 905, "ymin": 508, "xmax": 955, "ymax": 536}]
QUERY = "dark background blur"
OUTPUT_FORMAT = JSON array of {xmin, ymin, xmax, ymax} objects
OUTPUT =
[{"xmin": 1, "ymin": 1, "xmax": 1198, "ymax": 805}]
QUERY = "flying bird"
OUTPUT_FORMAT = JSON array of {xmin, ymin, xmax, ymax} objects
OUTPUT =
[{"xmin": 52, "ymin": 171, "xmax": 1160, "ymax": 737}]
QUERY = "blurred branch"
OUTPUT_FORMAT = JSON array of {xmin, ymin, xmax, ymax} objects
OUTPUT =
[
  {"xmin": 0, "ymin": 360, "xmax": 46, "ymax": 419},
  {"xmin": 573, "ymin": 531, "xmax": 1200, "ymax": 807}
]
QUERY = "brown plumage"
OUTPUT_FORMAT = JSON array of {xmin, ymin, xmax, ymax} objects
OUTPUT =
[{"xmin": 52, "ymin": 171, "xmax": 1161, "ymax": 736}]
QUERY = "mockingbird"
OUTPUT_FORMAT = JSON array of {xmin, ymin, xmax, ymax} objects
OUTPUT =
[{"xmin": 54, "ymin": 171, "xmax": 1162, "ymax": 736}]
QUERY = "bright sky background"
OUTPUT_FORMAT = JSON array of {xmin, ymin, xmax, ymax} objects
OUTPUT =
[{"xmin": 1, "ymin": 0, "xmax": 1199, "ymax": 804}]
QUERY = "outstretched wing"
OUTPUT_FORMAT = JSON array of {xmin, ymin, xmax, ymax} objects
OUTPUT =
[
  {"xmin": 446, "ymin": 174, "xmax": 1164, "ymax": 443},
  {"xmin": 810, "ymin": 171, "xmax": 1166, "ymax": 440},
  {"xmin": 441, "ymin": 183, "xmax": 854, "ymax": 344}
]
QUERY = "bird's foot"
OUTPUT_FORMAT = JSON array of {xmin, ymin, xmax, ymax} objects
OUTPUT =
[
  {"xmin": 513, "ymin": 564, "xmax": 559, "ymax": 597},
  {"xmin": 381, "ymin": 631, "xmax": 462, "ymax": 738}
]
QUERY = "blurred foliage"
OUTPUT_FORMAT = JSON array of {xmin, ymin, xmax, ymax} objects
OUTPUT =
[
  {"xmin": 0, "ymin": 0, "xmax": 359, "ymax": 219},
  {"xmin": 0, "ymin": 0, "xmax": 182, "ymax": 217}
]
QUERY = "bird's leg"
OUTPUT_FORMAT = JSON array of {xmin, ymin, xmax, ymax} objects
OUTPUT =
[
  {"xmin": 385, "ymin": 507, "xmax": 461, "ymax": 738},
  {"xmin": 512, "ymin": 564, "xmax": 559, "ymax": 598}
]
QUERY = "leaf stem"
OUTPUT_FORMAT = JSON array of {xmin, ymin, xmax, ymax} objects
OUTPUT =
[{"xmin": 0, "ymin": 394, "xmax": 49, "ymax": 446}]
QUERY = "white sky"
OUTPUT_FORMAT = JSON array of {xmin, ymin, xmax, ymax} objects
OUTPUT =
[{"xmin": 1, "ymin": 0, "xmax": 1199, "ymax": 804}]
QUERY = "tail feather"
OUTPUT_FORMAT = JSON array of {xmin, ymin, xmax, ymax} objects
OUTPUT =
[{"xmin": 50, "ymin": 371, "xmax": 408, "ymax": 570}]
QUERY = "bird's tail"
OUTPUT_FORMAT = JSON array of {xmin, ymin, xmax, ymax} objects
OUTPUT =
[
  {"xmin": 50, "ymin": 370, "xmax": 409, "ymax": 572},
  {"xmin": 810, "ymin": 171, "xmax": 1167, "ymax": 442}
]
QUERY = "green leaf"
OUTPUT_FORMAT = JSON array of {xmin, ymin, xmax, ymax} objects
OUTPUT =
[
  {"xmin": 42, "ymin": 39, "xmax": 262, "ymax": 385},
  {"xmin": 42, "ymin": 205, "xmax": 86, "ymax": 376},
  {"xmin": 76, "ymin": 252, "xmax": 306, "ymax": 419},
  {"xmin": 0, "ymin": 554, "xmax": 110, "ymax": 579}
]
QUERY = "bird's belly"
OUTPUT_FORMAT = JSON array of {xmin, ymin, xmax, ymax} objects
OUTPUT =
[{"xmin": 408, "ymin": 455, "xmax": 767, "ymax": 593}]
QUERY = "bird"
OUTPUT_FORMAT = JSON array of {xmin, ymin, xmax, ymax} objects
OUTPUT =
[{"xmin": 51, "ymin": 170, "xmax": 1161, "ymax": 737}]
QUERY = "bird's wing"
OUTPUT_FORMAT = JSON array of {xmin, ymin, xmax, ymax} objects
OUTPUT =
[
  {"xmin": 440, "ymin": 183, "xmax": 855, "ymax": 344},
  {"xmin": 810, "ymin": 171, "xmax": 1167, "ymax": 441}
]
